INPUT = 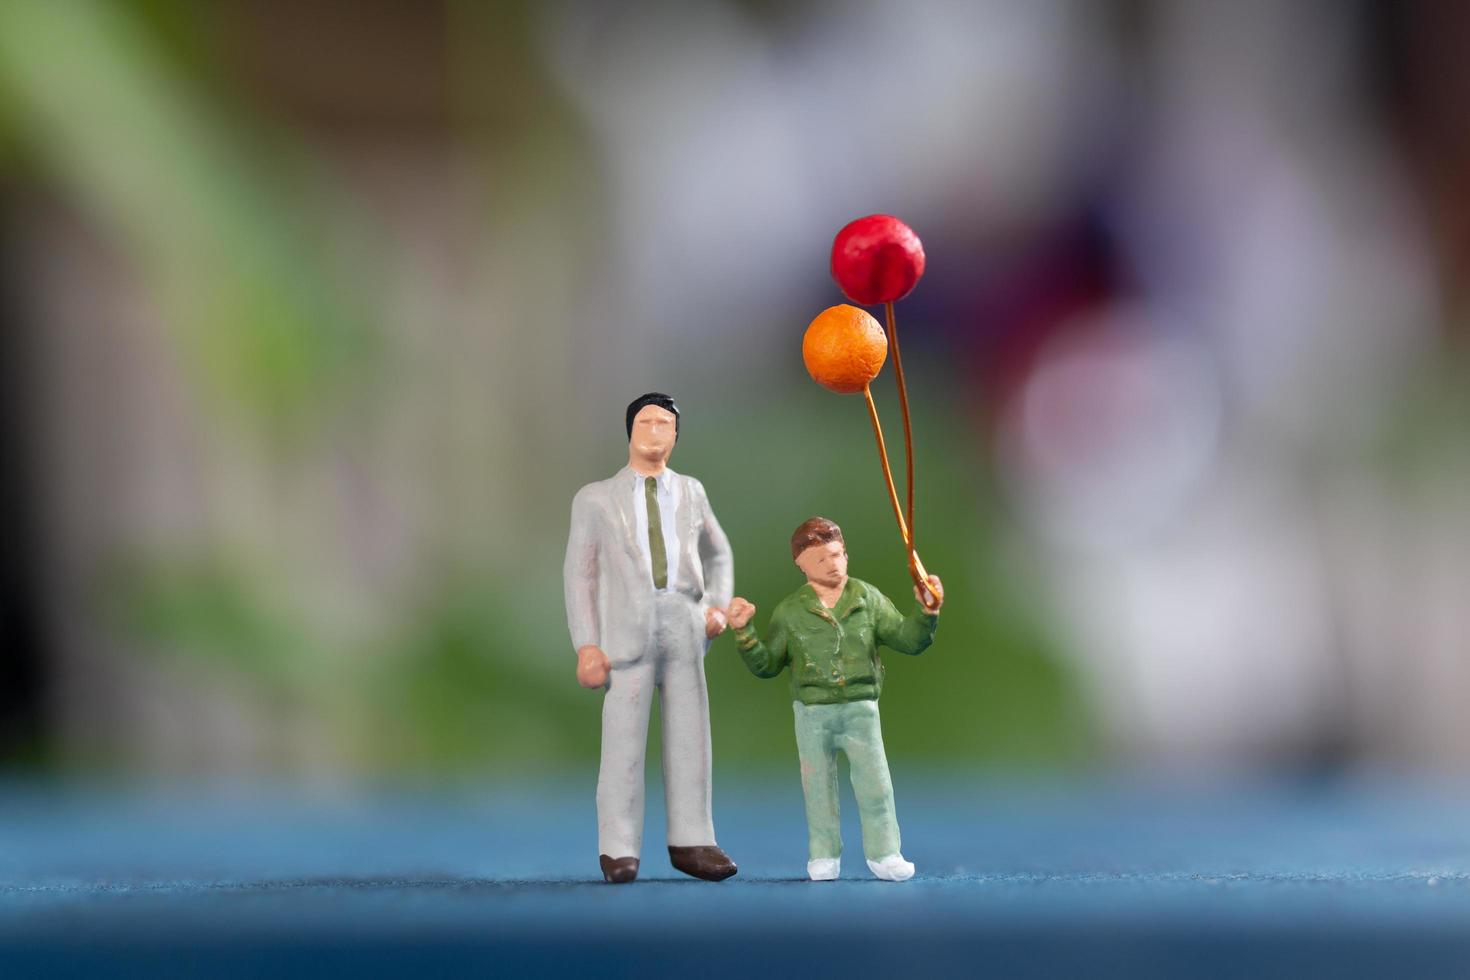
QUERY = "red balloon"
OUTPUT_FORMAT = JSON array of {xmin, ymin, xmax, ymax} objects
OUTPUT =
[{"xmin": 830, "ymin": 214, "xmax": 926, "ymax": 305}]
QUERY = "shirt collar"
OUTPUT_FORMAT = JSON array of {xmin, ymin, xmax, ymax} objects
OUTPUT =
[
  {"xmin": 630, "ymin": 467, "xmax": 674, "ymax": 495},
  {"xmin": 799, "ymin": 578, "xmax": 862, "ymax": 619}
]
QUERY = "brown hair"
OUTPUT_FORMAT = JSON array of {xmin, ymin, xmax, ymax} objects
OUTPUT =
[{"xmin": 790, "ymin": 516, "xmax": 844, "ymax": 560}]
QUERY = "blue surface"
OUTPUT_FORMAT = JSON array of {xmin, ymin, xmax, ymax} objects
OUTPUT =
[{"xmin": 3, "ymin": 776, "xmax": 1470, "ymax": 977}]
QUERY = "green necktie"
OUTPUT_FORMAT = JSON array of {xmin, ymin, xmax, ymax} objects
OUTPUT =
[{"xmin": 645, "ymin": 476, "xmax": 668, "ymax": 589}]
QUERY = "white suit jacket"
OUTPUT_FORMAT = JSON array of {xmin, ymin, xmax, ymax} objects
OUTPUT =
[{"xmin": 564, "ymin": 466, "xmax": 734, "ymax": 664}]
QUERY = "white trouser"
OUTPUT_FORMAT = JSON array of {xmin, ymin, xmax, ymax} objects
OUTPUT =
[{"xmin": 597, "ymin": 592, "xmax": 715, "ymax": 858}]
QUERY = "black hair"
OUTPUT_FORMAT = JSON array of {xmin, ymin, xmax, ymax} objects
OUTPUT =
[{"xmin": 625, "ymin": 392, "xmax": 681, "ymax": 441}]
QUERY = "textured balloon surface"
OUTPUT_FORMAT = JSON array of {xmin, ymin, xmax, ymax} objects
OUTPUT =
[
  {"xmin": 830, "ymin": 214, "xmax": 926, "ymax": 305},
  {"xmin": 803, "ymin": 304, "xmax": 888, "ymax": 394}
]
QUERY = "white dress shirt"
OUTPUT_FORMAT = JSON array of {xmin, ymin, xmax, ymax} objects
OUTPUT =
[{"xmin": 632, "ymin": 468, "xmax": 681, "ymax": 592}]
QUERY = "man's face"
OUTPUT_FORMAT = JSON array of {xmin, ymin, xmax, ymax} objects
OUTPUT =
[
  {"xmin": 629, "ymin": 405, "xmax": 678, "ymax": 464},
  {"xmin": 795, "ymin": 539, "xmax": 848, "ymax": 589}
]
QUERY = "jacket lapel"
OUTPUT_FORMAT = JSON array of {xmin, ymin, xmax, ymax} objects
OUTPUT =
[
  {"xmin": 803, "ymin": 580, "xmax": 862, "ymax": 625},
  {"xmin": 835, "ymin": 581, "xmax": 865, "ymax": 620},
  {"xmin": 611, "ymin": 468, "xmax": 643, "ymax": 562},
  {"xmin": 669, "ymin": 469, "xmax": 694, "ymax": 584},
  {"xmin": 800, "ymin": 583, "xmax": 838, "ymax": 627}
]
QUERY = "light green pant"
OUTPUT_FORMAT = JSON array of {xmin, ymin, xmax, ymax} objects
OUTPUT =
[{"xmin": 793, "ymin": 699, "xmax": 900, "ymax": 861}]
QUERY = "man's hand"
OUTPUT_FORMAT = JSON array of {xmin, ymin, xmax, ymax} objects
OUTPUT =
[
  {"xmin": 704, "ymin": 607, "xmax": 728, "ymax": 639},
  {"xmin": 726, "ymin": 597, "xmax": 756, "ymax": 630},
  {"xmin": 576, "ymin": 644, "xmax": 610, "ymax": 689},
  {"xmin": 915, "ymin": 574, "xmax": 945, "ymax": 614}
]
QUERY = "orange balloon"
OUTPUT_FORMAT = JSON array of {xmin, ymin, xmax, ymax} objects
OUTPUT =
[{"xmin": 803, "ymin": 304, "xmax": 888, "ymax": 394}]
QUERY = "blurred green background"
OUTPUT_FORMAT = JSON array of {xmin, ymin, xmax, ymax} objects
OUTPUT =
[{"xmin": 0, "ymin": 0, "xmax": 1466, "ymax": 783}]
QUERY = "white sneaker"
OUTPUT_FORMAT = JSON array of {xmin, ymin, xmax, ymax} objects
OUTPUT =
[
  {"xmin": 866, "ymin": 854, "xmax": 915, "ymax": 881},
  {"xmin": 807, "ymin": 857, "xmax": 841, "ymax": 881}
]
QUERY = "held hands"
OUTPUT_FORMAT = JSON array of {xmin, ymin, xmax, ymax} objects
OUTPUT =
[
  {"xmin": 726, "ymin": 597, "xmax": 756, "ymax": 630},
  {"xmin": 575, "ymin": 644, "xmax": 610, "ymax": 689},
  {"xmin": 915, "ymin": 574, "xmax": 945, "ymax": 614},
  {"xmin": 705, "ymin": 607, "xmax": 729, "ymax": 639}
]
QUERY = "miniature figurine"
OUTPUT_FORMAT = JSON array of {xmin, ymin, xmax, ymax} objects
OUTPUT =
[
  {"xmin": 563, "ymin": 393, "xmax": 738, "ymax": 884},
  {"xmin": 726, "ymin": 517, "xmax": 942, "ymax": 882}
]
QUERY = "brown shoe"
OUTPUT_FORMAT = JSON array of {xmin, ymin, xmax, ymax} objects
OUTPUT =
[
  {"xmin": 668, "ymin": 845, "xmax": 737, "ymax": 882},
  {"xmin": 599, "ymin": 854, "xmax": 639, "ymax": 884}
]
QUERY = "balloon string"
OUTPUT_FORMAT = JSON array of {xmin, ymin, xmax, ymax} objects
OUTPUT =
[
  {"xmin": 863, "ymin": 385, "xmax": 938, "ymax": 607},
  {"xmin": 862, "ymin": 384, "xmax": 909, "ymax": 549},
  {"xmin": 884, "ymin": 301, "xmax": 916, "ymax": 549}
]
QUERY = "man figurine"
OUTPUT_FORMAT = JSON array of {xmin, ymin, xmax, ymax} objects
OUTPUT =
[
  {"xmin": 726, "ymin": 517, "xmax": 943, "ymax": 882},
  {"xmin": 564, "ymin": 393, "xmax": 738, "ymax": 884}
]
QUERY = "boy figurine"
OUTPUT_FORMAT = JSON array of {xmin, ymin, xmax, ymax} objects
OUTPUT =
[
  {"xmin": 564, "ymin": 393, "xmax": 738, "ymax": 884},
  {"xmin": 726, "ymin": 517, "xmax": 942, "ymax": 882}
]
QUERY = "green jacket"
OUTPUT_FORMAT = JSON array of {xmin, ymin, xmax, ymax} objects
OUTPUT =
[{"xmin": 732, "ymin": 577, "xmax": 939, "ymax": 705}]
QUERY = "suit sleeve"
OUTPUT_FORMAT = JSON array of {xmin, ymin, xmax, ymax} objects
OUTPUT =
[
  {"xmin": 563, "ymin": 486, "xmax": 601, "ymax": 651},
  {"xmin": 695, "ymin": 479, "xmax": 734, "ymax": 610}
]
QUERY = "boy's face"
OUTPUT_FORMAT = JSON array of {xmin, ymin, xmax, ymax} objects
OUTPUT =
[{"xmin": 795, "ymin": 539, "xmax": 848, "ymax": 589}]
